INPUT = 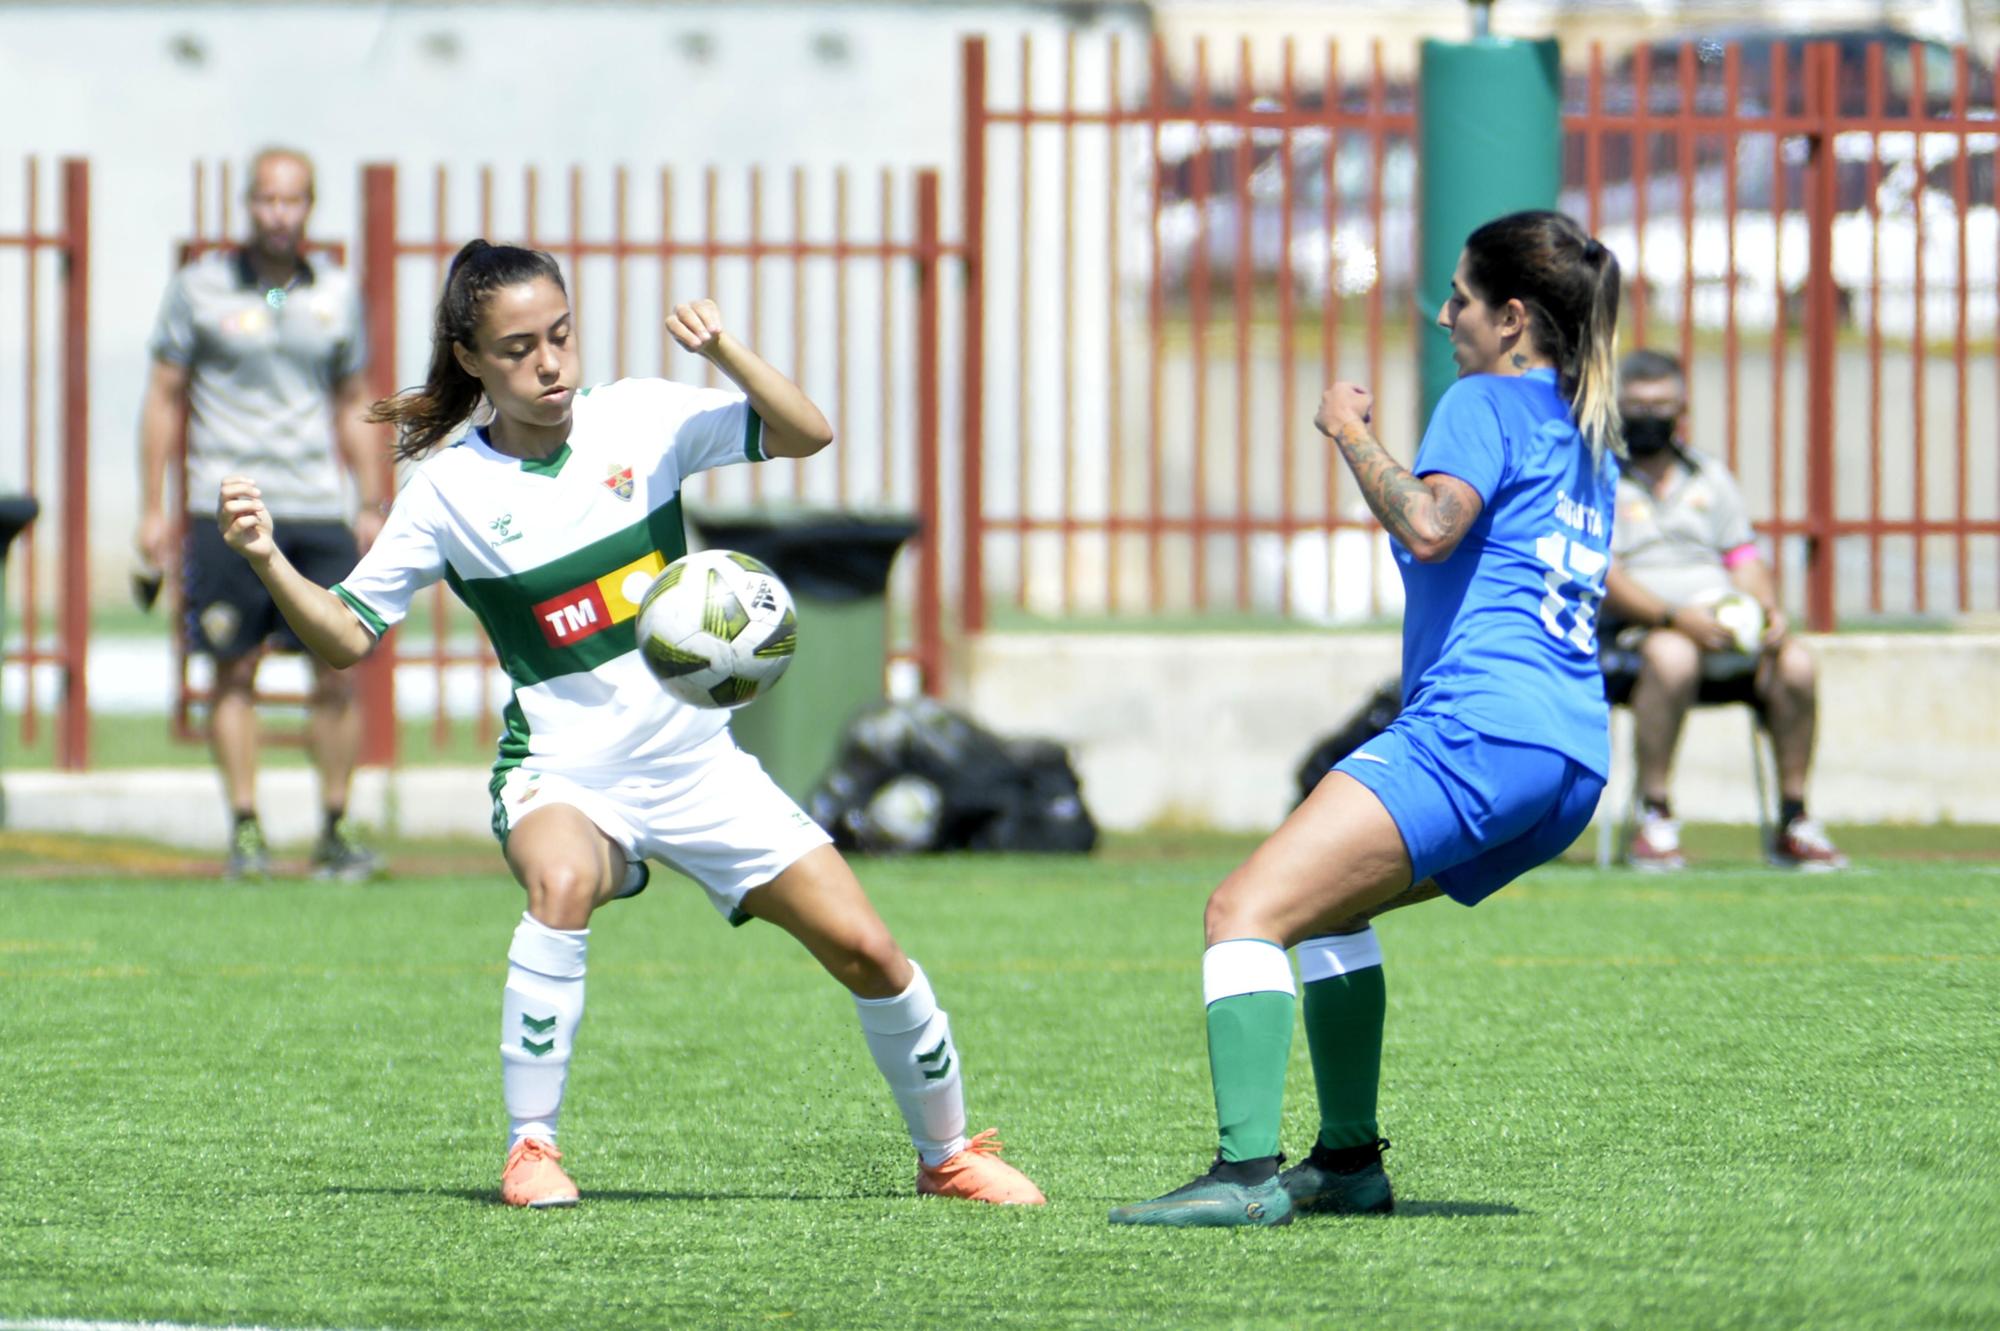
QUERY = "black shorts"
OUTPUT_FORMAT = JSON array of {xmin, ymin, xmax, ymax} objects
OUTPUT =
[
  {"xmin": 1599, "ymin": 623, "xmax": 1764, "ymax": 712},
  {"xmin": 183, "ymin": 517, "xmax": 358, "ymax": 659}
]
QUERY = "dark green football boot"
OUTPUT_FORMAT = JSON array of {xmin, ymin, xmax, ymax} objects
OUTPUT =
[
  {"xmin": 1109, "ymin": 1157, "xmax": 1294, "ymax": 1228},
  {"xmin": 1278, "ymin": 1138, "xmax": 1394, "ymax": 1215}
]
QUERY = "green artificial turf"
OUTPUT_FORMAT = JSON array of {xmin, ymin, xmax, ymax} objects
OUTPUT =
[{"xmin": 2, "ymin": 835, "xmax": 1996, "ymax": 1330}]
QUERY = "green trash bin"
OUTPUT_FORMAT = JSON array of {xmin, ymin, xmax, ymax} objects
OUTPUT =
[
  {"xmin": 689, "ymin": 509, "xmax": 919, "ymax": 803},
  {"xmin": 0, "ymin": 496, "xmax": 43, "ymax": 828}
]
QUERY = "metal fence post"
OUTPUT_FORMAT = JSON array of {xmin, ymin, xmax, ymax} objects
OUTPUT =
[
  {"xmin": 357, "ymin": 163, "xmax": 399, "ymax": 766},
  {"xmin": 1802, "ymin": 43, "xmax": 1841, "ymax": 631},
  {"xmin": 959, "ymin": 36, "xmax": 988, "ymax": 637},
  {"xmin": 59, "ymin": 157, "xmax": 89, "ymax": 769},
  {"xmin": 914, "ymin": 169, "xmax": 944, "ymax": 695}
]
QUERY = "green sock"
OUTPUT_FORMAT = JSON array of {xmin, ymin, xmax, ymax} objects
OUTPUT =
[
  {"xmin": 1301, "ymin": 964, "xmax": 1386, "ymax": 1150},
  {"xmin": 1206, "ymin": 991, "xmax": 1295, "ymax": 1162}
]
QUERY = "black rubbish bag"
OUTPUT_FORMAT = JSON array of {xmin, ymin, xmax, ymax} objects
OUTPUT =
[
  {"xmin": 807, "ymin": 699, "xmax": 1098, "ymax": 854},
  {"xmin": 1294, "ymin": 678, "xmax": 1402, "ymax": 806}
]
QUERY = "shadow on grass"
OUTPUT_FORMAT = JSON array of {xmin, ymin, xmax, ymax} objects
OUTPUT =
[
  {"xmin": 1390, "ymin": 1199, "xmax": 1523, "ymax": 1218},
  {"xmin": 324, "ymin": 1184, "xmax": 883, "ymax": 1205}
]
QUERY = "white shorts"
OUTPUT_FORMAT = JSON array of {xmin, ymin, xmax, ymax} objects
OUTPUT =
[{"xmin": 491, "ymin": 733, "xmax": 833, "ymax": 924}]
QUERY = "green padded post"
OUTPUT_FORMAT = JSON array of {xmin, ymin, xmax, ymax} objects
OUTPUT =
[{"xmin": 1417, "ymin": 35, "xmax": 1562, "ymax": 428}]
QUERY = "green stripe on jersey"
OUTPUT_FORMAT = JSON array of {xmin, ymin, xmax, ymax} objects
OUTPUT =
[
  {"xmin": 449, "ymin": 494, "xmax": 689, "ymax": 688},
  {"xmin": 744, "ymin": 411, "xmax": 765, "ymax": 461},
  {"xmin": 331, "ymin": 583, "xmax": 388, "ymax": 637},
  {"xmin": 489, "ymin": 694, "xmax": 532, "ymax": 802}
]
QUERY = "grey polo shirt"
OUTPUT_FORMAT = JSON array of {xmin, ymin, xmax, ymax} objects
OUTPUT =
[
  {"xmin": 1610, "ymin": 447, "xmax": 1759, "ymax": 609},
  {"xmin": 150, "ymin": 248, "xmax": 368, "ymax": 521}
]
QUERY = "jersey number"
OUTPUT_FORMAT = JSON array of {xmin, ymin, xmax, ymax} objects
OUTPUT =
[{"xmin": 1533, "ymin": 532, "xmax": 1607, "ymax": 653}]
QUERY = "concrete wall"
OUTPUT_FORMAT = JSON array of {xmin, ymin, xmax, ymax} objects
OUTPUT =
[
  {"xmin": 4, "ymin": 630, "xmax": 1992, "ymax": 848},
  {"xmin": 966, "ymin": 631, "xmax": 2000, "ymax": 830}
]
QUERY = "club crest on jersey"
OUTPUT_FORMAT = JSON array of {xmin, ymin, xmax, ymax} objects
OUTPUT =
[
  {"xmin": 529, "ymin": 550, "xmax": 668, "ymax": 648},
  {"xmin": 603, "ymin": 465, "xmax": 635, "ymax": 501}
]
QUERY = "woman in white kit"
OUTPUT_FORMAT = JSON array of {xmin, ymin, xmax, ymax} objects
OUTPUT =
[{"xmin": 216, "ymin": 240, "xmax": 1044, "ymax": 1210}]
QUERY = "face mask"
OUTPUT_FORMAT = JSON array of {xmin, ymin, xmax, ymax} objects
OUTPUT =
[{"xmin": 1623, "ymin": 416, "xmax": 1677, "ymax": 456}]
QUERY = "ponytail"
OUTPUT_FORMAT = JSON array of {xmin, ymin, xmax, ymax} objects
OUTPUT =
[
  {"xmin": 1571, "ymin": 237, "xmax": 1623, "ymax": 461},
  {"xmin": 1462, "ymin": 211, "xmax": 1624, "ymax": 462},
  {"xmin": 367, "ymin": 239, "xmax": 567, "ymax": 463}
]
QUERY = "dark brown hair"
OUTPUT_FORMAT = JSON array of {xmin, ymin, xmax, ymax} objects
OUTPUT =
[
  {"xmin": 368, "ymin": 240, "xmax": 567, "ymax": 462},
  {"xmin": 1462, "ymin": 210, "xmax": 1623, "ymax": 459}
]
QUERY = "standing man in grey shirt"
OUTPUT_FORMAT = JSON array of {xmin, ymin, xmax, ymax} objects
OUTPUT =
[
  {"xmin": 1600, "ymin": 348, "xmax": 1845, "ymax": 872},
  {"xmin": 138, "ymin": 147, "xmax": 384, "ymax": 879}
]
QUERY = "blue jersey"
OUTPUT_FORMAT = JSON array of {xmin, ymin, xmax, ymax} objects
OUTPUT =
[{"xmin": 1394, "ymin": 369, "xmax": 1616, "ymax": 778}]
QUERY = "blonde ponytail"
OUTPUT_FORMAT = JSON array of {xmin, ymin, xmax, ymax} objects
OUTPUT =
[{"xmin": 1570, "ymin": 238, "xmax": 1623, "ymax": 462}]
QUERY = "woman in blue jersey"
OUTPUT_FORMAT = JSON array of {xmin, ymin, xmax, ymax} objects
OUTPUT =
[
  {"xmin": 1112, "ymin": 210, "xmax": 1622, "ymax": 1228},
  {"xmin": 217, "ymin": 241, "xmax": 1044, "ymax": 1212}
]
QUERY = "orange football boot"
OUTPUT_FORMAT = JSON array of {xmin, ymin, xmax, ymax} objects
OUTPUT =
[
  {"xmin": 501, "ymin": 1137, "xmax": 579, "ymax": 1209},
  {"xmin": 917, "ymin": 1129, "xmax": 1047, "ymax": 1205}
]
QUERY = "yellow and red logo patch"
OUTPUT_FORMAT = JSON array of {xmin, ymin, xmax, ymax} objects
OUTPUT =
[
  {"xmin": 604, "ymin": 465, "xmax": 635, "ymax": 501},
  {"xmin": 531, "ymin": 550, "xmax": 666, "ymax": 647}
]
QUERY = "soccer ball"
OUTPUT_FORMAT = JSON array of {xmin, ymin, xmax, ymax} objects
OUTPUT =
[
  {"xmin": 1703, "ymin": 590, "xmax": 1767, "ymax": 654},
  {"xmin": 635, "ymin": 549, "xmax": 798, "ymax": 709}
]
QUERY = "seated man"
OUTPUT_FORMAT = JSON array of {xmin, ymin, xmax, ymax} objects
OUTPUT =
[{"xmin": 1600, "ymin": 348, "xmax": 1845, "ymax": 871}]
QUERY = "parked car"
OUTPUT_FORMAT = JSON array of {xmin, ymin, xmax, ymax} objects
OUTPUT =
[
  {"xmin": 1149, "ymin": 125, "xmax": 1418, "ymax": 300},
  {"xmin": 1616, "ymin": 28, "xmax": 1995, "ymax": 118},
  {"xmin": 1592, "ymin": 129, "xmax": 1998, "ymax": 336}
]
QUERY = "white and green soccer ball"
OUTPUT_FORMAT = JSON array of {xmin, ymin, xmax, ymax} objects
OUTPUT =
[
  {"xmin": 635, "ymin": 549, "xmax": 798, "ymax": 709},
  {"xmin": 1702, "ymin": 589, "xmax": 1767, "ymax": 654}
]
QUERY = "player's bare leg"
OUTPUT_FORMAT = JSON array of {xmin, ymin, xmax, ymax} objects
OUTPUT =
[
  {"xmin": 211, "ymin": 650, "xmax": 268, "ymax": 878},
  {"xmin": 1758, "ymin": 641, "xmax": 1845, "ymax": 868},
  {"xmin": 305, "ymin": 657, "xmax": 375, "ymax": 879},
  {"xmin": 1630, "ymin": 629, "xmax": 1699, "ymax": 808},
  {"xmin": 490, "ymin": 804, "xmax": 625, "ymax": 1208},
  {"xmin": 743, "ymin": 847, "xmax": 1046, "ymax": 1204}
]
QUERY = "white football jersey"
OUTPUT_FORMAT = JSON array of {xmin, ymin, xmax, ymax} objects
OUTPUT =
[{"xmin": 331, "ymin": 378, "xmax": 765, "ymax": 792}]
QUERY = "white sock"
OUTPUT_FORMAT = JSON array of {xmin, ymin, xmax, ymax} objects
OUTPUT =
[
  {"xmin": 500, "ymin": 912, "xmax": 588, "ymax": 1151},
  {"xmin": 1295, "ymin": 927, "xmax": 1383, "ymax": 983},
  {"xmin": 853, "ymin": 961, "xmax": 968, "ymax": 1167}
]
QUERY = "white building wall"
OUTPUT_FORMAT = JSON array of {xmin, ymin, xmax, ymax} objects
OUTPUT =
[{"xmin": 0, "ymin": 1, "xmax": 1147, "ymax": 600}]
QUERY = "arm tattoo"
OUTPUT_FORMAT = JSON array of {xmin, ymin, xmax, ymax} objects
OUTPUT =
[
  {"xmin": 1333, "ymin": 420, "xmax": 1446, "ymax": 552},
  {"xmin": 1431, "ymin": 483, "xmax": 1473, "ymax": 546}
]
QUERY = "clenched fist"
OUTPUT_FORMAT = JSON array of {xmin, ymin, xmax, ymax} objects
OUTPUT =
[
  {"xmin": 1314, "ymin": 382, "xmax": 1374, "ymax": 438},
  {"xmin": 217, "ymin": 476, "xmax": 276, "ymax": 564},
  {"xmin": 666, "ymin": 299, "xmax": 726, "ymax": 360}
]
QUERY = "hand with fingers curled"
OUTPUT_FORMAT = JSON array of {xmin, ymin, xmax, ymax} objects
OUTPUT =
[
  {"xmin": 217, "ymin": 475, "xmax": 276, "ymax": 564},
  {"xmin": 1314, "ymin": 382, "xmax": 1375, "ymax": 439},
  {"xmin": 666, "ymin": 298, "xmax": 726, "ymax": 360}
]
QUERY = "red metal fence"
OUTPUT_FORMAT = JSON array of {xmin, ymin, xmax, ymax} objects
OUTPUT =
[
  {"xmin": 962, "ymin": 33, "xmax": 2000, "ymax": 630},
  {"xmin": 24, "ymin": 33, "xmax": 2000, "ymax": 772},
  {"xmin": 0, "ymin": 157, "xmax": 88, "ymax": 768},
  {"xmin": 962, "ymin": 33, "xmax": 1415, "ymax": 629}
]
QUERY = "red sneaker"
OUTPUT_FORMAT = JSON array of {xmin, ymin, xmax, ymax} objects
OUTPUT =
[
  {"xmin": 501, "ymin": 1137, "xmax": 579, "ymax": 1209},
  {"xmin": 1771, "ymin": 816, "xmax": 1848, "ymax": 872},
  {"xmin": 917, "ymin": 1129, "xmax": 1047, "ymax": 1205},
  {"xmin": 1628, "ymin": 810, "xmax": 1686, "ymax": 872}
]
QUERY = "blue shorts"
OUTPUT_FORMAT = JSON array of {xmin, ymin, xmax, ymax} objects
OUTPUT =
[{"xmin": 1333, "ymin": 710, "xmax": 1603, "ymax": 906}]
